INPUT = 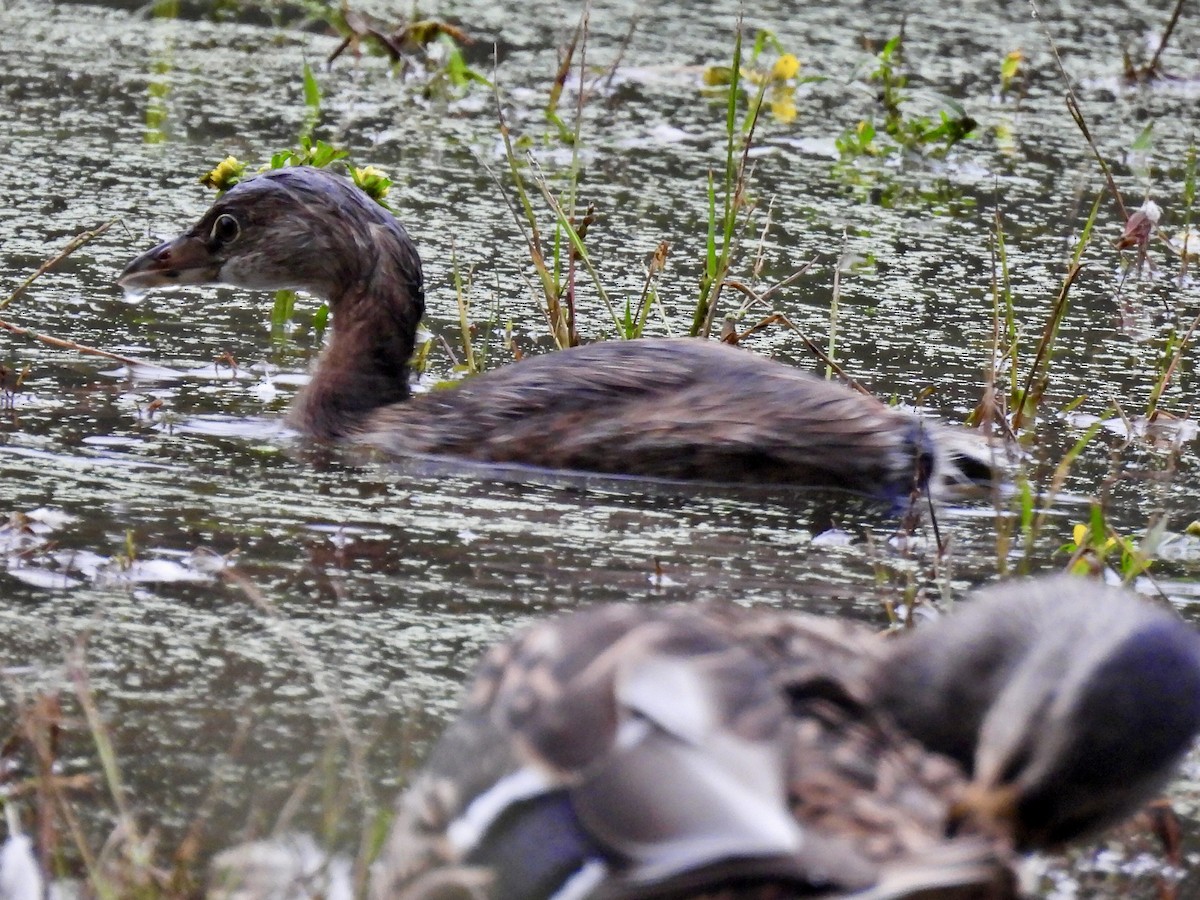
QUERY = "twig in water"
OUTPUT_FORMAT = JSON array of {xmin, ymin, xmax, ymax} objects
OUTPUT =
[
  {"xmin": 1, "ymin": 220, "xmax": 116, "ymax": 312},
  {"xmin": 601, "ymin": 13, "xmax": 641, "ymax": 94},
  {"xmin": 827, "ymin": 232, "xmax": 848, "ymax": 381},
  {"xmin": 1142, "ymin": 0, "xmax": 1187, "ymax": 81},
  {"xmin": 1065, "ymin": 94, "xmax": 1129, "ymax": 222},
  {"xmin": 0, "ymin": 219, "xmax": 156, "ymax": 371},
  {"xmin": 0, "ymin": 318, "xmax": 146, "ymax": 367},
  {"xmin": 724, "ymin": 257, "xmax": 819, "ymax": 310},
  {"xmin": 1029, "ymin": 1, "xmax": 1129, "ymax": 221},
  {"xmin": 719, "ymin": 308, "xmax": 875, "ymax": 398}
]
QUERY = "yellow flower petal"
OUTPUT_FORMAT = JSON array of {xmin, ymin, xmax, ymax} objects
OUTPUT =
[
  {"xmin": 772, "ymin": 53, "xmax": 800, "ymax": 81},
  {"xmin": 703, "ymin": 66, "xmax": 732, "ymax": 86},
  {"xmin": 1000, "ymin": 50, "xmax": 1023, "ymax": 82},
  {"xmin": 200, "ymin": 156, "xmax": 246, "ymax": 192},
  {"xmin": 352, "ymin": 165, "xmax": 393, "ymax": 202},
  {"xmin": 770, "ymin": 93, "xmax": 797, "ymax": 123}
]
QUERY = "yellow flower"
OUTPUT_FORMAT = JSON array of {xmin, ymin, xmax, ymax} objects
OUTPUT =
[
  {"xmin": 352, "ymin": 166, "xmax": 393, "ymax": 202},
  {"xmin": 1000, "ymin": 50, "xmax": 1023, "ymax": 84},
  {"xmin": 703, "ymin": 65, "xmax": 733, "ymax": 87},
  {"xmin": 771, "ymin": 53, "xmax": 800, "ymax": 81},
  {"xmin": 770, "ymin": 91, "xmax": 797, "ymax": 123},
  {"xmin": 200, "ymin": 156, "xmax": 246, "ymax": 192}
]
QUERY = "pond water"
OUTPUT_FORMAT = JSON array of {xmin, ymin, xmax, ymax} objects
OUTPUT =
[{"xmin": 3, "ymin": 0, "xmax": 1200, "ymax": 895}]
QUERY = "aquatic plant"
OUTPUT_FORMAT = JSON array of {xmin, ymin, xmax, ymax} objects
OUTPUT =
[
  {"xmin": 998, "ymin": 49, "xmax": 1024, "ymax": 102},
  {"xmin": 1121, "ymin": 0, "xmax": 1188, "ymax": 83},
  {"xmin": 681, "ymin": 22, "xmax": 826, "ymax": 341},
  {"xmin": 835, "ymin": 33, "xmax": 977, "ymax": 163},
  {"xmin": 196, "ymin": 59, "xmax": 401, "ymax": 342},
  {"xmin": 701, "ymin": 27, "xmax": 816, "ymax": 126},
  {"xmin": 692, "ymin": 16, "xmax": 762, "ymax": 339},
  {"xmin": 319, "ymin": 4, "xmax": 486, "ymax": 98},
  {"xmin": 1174, "ymin": 142, "xmax": 1198, "ymax": 277},
  {"xmin": 1009, "ymin": 192, "xmax": 1099, "ymax": 433},
  {"xmin": 1062, "ymin": 508, "xmax": 1154, "ymax": 583},
  {"xmin": 482, "ymin": 10, "xmax": 819, "ymax": 353},
  {"xmin": 487, "ymin": 6, "xmax": 605, "ymax": 350}
]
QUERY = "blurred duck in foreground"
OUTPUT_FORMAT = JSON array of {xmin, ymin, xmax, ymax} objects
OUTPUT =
[
  {"xmin": 210, "ymin": 575, "xmax": 1200, "ymax": 900},
  {"xmin": 119, "ymin": 166, "xmax": 998, "ymax": 504}
]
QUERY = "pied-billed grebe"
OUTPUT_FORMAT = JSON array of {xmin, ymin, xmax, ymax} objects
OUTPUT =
[
  {"xmin": 355, "ymin": 576, "xmax": 1200, "ymax": 899},
  {"xmin": 119, "ymin": 167, "xmax": 996, "ymax": 502}
]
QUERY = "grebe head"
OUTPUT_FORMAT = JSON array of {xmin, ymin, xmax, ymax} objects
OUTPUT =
[{"xmin": 118, "ymin": 166, "xmax": 423, "ymax": 307}]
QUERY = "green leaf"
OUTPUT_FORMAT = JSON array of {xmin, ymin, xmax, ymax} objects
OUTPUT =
[
  {"xmin": 1088, "ymin": 502, "xmax": 1107, "ymax": 547},
  {"xmin": 1131, "ymin": 121, "xmax": 1155, "ymax": 152},
  {"xmin": 999, "ymin": 49, "xmax": 1023, "ymax": 89},
  {"xmin": 1183, "ymin": 144, "xmax": 1197, "ymax": 210},
  {"xmin": 302, "ymin": 61, "xmax": 321, "ymax": 110},
  {"xmin": 271, "ymin": 289, "xmax": 296, "ymax": 329},
  {"xmin": 313, "ymin": 301, "xmax": 330, "ymax": 334},
  {"xmin": 750, "ymin": 29, "xmax": 782, "ymax": 61}
]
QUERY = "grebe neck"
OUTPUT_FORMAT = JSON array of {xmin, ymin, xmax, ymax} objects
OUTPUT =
[{"xmin": 289, "ymin": 221, "xmax": 424, "ymax": 440}]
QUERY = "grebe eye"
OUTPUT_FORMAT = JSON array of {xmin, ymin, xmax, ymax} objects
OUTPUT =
[{"xmin": 210, "ymin": 213, "xmax": 241, "ymax": 245}]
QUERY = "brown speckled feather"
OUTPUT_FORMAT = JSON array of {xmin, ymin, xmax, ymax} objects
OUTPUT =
[
  {"xmin": 373, "ymin": 604, "xmax": 1015, "ymax": 900},
  {"xmin": 208, "ymin": 580, "xmax": 1200, "ymax": 899},
  {"xmin": 360, "ymin": 340, "xmax": 922, "ymax": 494}
]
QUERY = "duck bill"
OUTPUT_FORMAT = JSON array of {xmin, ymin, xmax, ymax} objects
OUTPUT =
[
  {"xmin": 117, "ymin": 234, "xmax": 220, "ymax": 290},
  {"xmin": 949, "ymin": 782, "xmax": 1021, "ymax": 841}
]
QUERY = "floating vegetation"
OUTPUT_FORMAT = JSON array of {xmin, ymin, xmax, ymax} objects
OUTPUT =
[
  {"xmin": 836, "ymin": 33, "xmax": 977, "ymax": 162},
  {"xmin": 1062, "ymin": 508, "xmax": 1154, "ymax": 583},
  {"xmin": 1, "ymin": 508, "xmax": 223, "ymax": 590},
  {"xmin": 198, "ymin": 154, "xmax": 248, "ymax": 192},
  {"xmin": 829, "ymin": 31, "xmax": 979, "ymax": 207},
  {"xmin": 196, "ymin": 57, "xmax": 395, "ymax": 341},
  {"xmin": 324, "ymin": 6, "xmax": 486, "ymax": 97}
]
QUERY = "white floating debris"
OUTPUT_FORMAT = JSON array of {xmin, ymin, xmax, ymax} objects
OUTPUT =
[
  {"xmin": 24, "ymin": 508, "xmax": 75, "ymax": 530},
  {"xmin": 811, "ymin": 528, "xmax": 854, "ymax": 547},
  {"xmin": 6, "ymin": 565, "xmax": 83, "ymax": 591},
  {"xmin": 1173, "ymin": 228, "xmax": 1200, "ymax": 259},
  {"xmin": 209, "ymin": 834, "xmax": 352, "ymax": 900},
  {"xmin": 249, "ymin": 378, "xmax": 278, "ymax": 404},
  {"xmin": 0, "ymin": 835, "xmax": 42, "ymax": 900}
]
